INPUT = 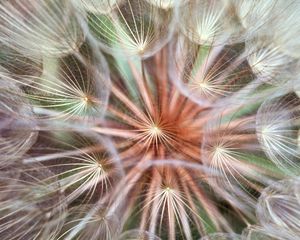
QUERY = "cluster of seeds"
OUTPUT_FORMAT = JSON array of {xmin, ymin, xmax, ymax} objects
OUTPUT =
[{"xmin": 0, "ymin": 0, "xmax": 299, "ymax": 239}]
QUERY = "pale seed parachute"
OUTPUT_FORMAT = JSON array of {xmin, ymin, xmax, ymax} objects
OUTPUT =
[
  {"xmin": 179, "ymin": 0, "xmax": 245, "ymax": 46},
  {"xmin": 256, "ymin": 94, "xmax": 300, "ymax": 175},
  {"xmin": 75, "ymin": 0, "xmax": 175, "ymax": 58},
  {"xmin": 23, "ymin": 132, "xmax": 124, "ymax": 204},
  {"xmin": 245, "ymin": 36, "xmax": 297, "ymax": 86},
  {"xmin": 169, "ymin": 36, "xmax": 255, "ymax": 107},
  {"xmin": 5, "ymin": 45, "xmax": 111, "ymax": 122},
  {"xmin": 0, "ymin": 77, "xmax": 38, "ymax": 163},
  {"xmin": 231, "ymin": 0, "xmax": 277, "ymax": 39},
  {"xmin": 241, "ymin": 225, "xmax": 295, "ymax": 240},
  {"xmin": 0, "ymin": 0, "xmax": 83, "ymax": 58},
  {"xmin": 0, "ymin": 44, "xmax": 43, "ymax": 84},
  {"xmin": 57, "ymin": 204, "xmax": 121, "ymax": 240},
  {"xmin": 256, "ymin": 178, "xmax": 300, "ymax": 237},
  {"xmin": 0, "ymin": 162, "xmax": 66, "ymax": 240}
]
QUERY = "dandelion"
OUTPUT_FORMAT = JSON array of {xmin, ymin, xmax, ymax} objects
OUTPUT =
[{"xmin": 0, "ymin": 0, "xmax": 300, "ymax": 239}]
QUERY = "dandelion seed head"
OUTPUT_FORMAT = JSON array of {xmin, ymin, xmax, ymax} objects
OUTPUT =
[{"xmin": 1, "ymin": 0, "xmax": 300, "ymax": 239}]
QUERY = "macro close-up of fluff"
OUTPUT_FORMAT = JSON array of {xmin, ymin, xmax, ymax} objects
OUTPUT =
[{"xmin": 0, "ymin": 0, "xmax": 300, "ymax": 239}]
